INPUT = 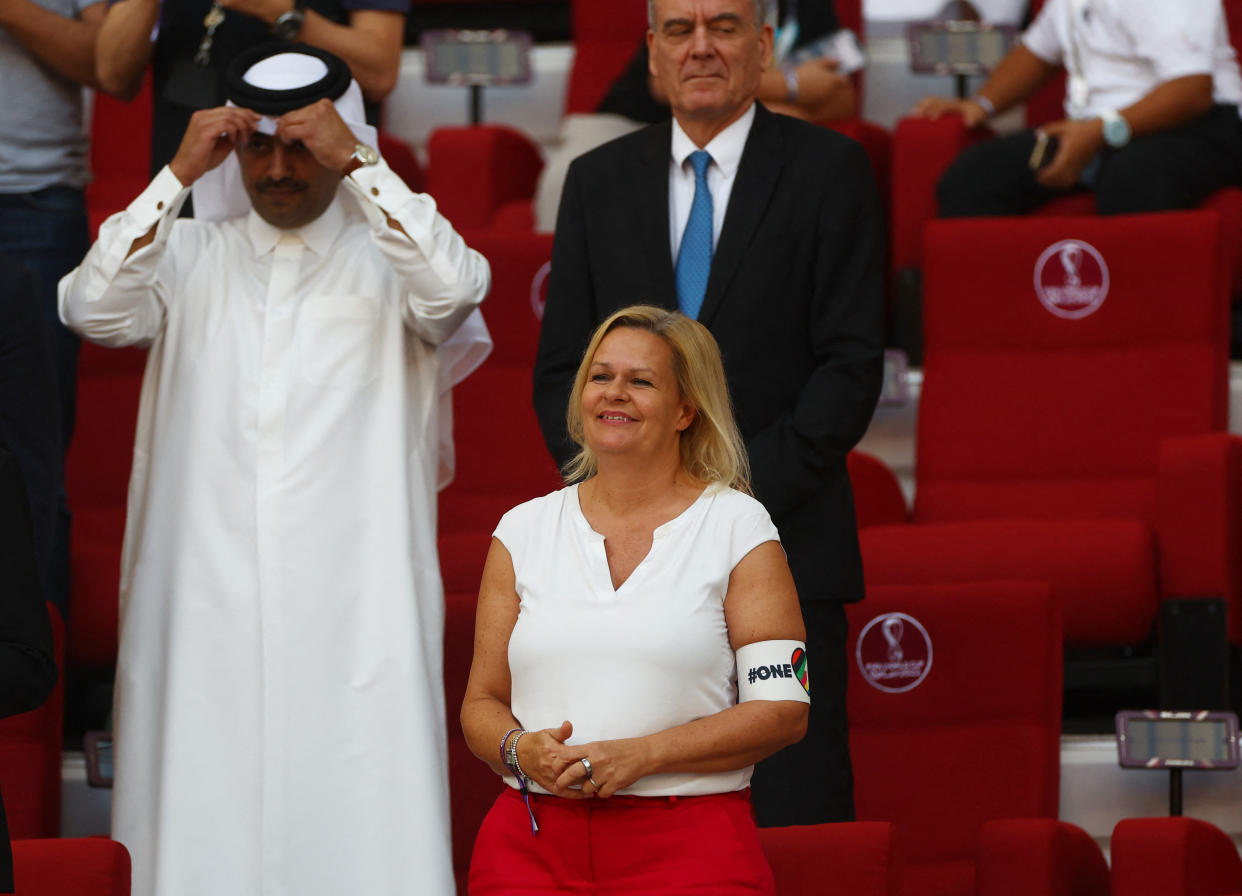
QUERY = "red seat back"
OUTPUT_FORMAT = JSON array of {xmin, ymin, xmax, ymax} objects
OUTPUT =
[
  {"xmin": 87, "ymin": 74, "xmax": 154, "ymax": 238},
  {"xmin": 64, "ymin": 343, "xmax": 146, "ymax": 669},
  {"xmin": 565, "ymin": 0, "xmax": 650, "ymax": 115},
  {"xmin": 915, "ymin": 212, "xmax": 1229, "ymax": 525},
  {"xmin": 848, "ymin": 580, "xmax": 1062, "ymax": 896},
  {"xmin": 0, "ymin": 605, "xmax": 64, "ymax": 839}
]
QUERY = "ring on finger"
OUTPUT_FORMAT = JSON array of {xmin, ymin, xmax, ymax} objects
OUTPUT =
[{"xmin": 580, "ymin": 758, "xmax": 599, "ymax": 788}]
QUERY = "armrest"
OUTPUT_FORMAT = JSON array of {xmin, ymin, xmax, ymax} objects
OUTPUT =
[
  {"xmin": 847, "ymin": 450, "xmax": 908, "ymax": 529},
  {"xmin": 758, "ymin": 821, "xmax": 900, "ymax": 896},
  {"xmin": 976, "ymin": 819, "xmax": 1109, "ymax": 896},
  {"xmin": 425, "ymin": 125, "xmax": 544, "ymax": 229},
  {"xmin": 1111, "ymin": 817, "xmax": 1242, "ymax": 896},
  {"xmin": 1156, "ymin": 433, "xmax": 1242, "ymax": 644},
  {"xmin": 890, "ymin": 115, "xmax": 991, "ymax": 270},
  {"xmin": 12, "ymin": 838, "xmax": 131, "ymax": 896}
]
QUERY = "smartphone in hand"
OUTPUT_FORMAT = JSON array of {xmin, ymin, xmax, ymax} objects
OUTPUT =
[{"xmin": 1028, "ymin": 131, "xmax": 1060, "ymax": 170}]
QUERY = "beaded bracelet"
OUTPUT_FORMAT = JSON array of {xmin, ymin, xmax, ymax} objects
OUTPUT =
[
  {"xmin": 499, "ymin": 727, "xmax": 523, "ymax": 767},
  {"xmin": 504, "ymin": 730, "xmax": 539, "ymax": 835}
]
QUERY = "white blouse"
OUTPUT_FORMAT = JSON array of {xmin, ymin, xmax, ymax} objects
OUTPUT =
[{"xmin": 496, "ymin": 482, "xmax": 781, "ymax": 797}]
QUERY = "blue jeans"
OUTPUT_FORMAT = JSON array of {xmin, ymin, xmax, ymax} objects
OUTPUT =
[
  {"xmin": 0, "ymin": 186, "xmax": 88, "ymax": 439},
  {"xmin": 0, "ymin": 185, "xmax": 90, "ymax": 613}
]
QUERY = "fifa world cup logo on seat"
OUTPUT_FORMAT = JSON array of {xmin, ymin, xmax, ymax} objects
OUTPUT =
[
  {"xmin": 1059, "ymin": 244, "xmax": 1083, "ymax": 287},
  {"xmin": 882, "ymin": 617, "xmax": 904, "ymax": 662},
  {"xmin": 1034, "ymin": 238, "xmax": 1109, "ymax": 319}
]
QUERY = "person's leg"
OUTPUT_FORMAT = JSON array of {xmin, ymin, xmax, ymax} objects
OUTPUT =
[
  {"xmin": 0, "ymin": 187, "xmax": 86, "ymax": 616},
  {"xmin": 937, "ymin": 130, "xmax": 1064, "ymax": 217},
  {"xmin": 1096, "ymin": 105, "xmax": 1242, "ymax": 215},
  {"xmin": 750, "ymin": 600, "xmax": 853, "ymax": 826},
  {"xmin": 0, "ymin": 257, "xmax": 62, "ymax": 609},
  {"xmin": 0, "ymin": 187, "xmax": 88, "ymax": 444}
]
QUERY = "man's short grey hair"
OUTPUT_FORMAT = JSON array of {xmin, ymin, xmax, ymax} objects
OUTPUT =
[{"xmin": 647, "ymin": 0, "xmax": 769, "ymax": 30}]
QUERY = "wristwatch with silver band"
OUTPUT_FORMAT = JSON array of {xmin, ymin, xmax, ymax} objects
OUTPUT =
[
  {"xmin": 1100, "ymin": 108, "xmax": 1132, "ymax": 148},
  {"xmin": 344, "ymin": 142, "xmax": 379, "ymax": 176},
  {"xmin": 271, "ymin": 0, "xmax": 308, "ymax": 40}
]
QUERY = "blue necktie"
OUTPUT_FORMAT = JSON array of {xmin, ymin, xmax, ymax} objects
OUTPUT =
[{"xmin": 676, "ymin": 150, "xmax": 713, "ymax": 320}]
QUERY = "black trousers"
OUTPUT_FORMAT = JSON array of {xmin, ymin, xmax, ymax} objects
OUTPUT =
[
  {"xmin": 937, "ymin": 104, "xmax": 1242, "ymax": 218},
  {"xmin": 750, "ymin": 600, "xmax": 854, "ymax": 826}
]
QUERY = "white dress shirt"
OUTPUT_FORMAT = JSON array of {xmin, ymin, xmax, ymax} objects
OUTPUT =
[
  {"xmin": 668, "ymin": 102, "xmax": 758, "ymax": 263},
  {"xmin": 59, "ymin": 160, "xmax": 491, "ymax": 896}
]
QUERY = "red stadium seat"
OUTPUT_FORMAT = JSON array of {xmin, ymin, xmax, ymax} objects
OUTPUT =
[
  {"xmin": 437, "ymin": 229, "xmax": 563, "ymax": 596},
  {"xmin": 856, "ymin": 213, "xmax": 1240, "ymax": 684},
  {"xmin": 758, "ymin": 822, "xmax": 900, "ymax": 896},
  {"xmin": 847, "ymin": 580, "xmax": 1106, "ymax": 896},
  {"xmin": 87, "ymin": 77, "xmax": 154, "ymax": 239},
  {"xmin": 64, "ymin": 344, "xmax": 146, "ymax": 672},
  {"xmin": 444, "ymin": 593, "xmax": 502, "ymax": 896},
  {"xmin": 437, "ymin": 231, "xmax": 563, "ymax": 893},
  {"xmin": 377, "ymin": 131, "xmax": 426, "ymax": 193},
  {"xmin": 1110, "ymin": 817, "xmax": 1242, "ymax": 896},
  {"xmin": 11, "ymin": 838, "xmax": 131, "ymax": 896},
  {"xmin": 0, "ymin": 605, "xmax": 64, "ymax": 840},
  {"xmin": 975, "ymin": 818, "xmax": 1110, "ymax": 896}
]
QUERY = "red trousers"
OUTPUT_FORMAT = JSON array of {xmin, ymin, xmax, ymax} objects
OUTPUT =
[{"xmin": 468, "ymin": 788, "xmax": 775, "ymax": 895}]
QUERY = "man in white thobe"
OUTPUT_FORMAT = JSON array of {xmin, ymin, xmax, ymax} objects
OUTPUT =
[{"xmin": 59, "ymin": 46, "xmax": 490, "ymax": 896}]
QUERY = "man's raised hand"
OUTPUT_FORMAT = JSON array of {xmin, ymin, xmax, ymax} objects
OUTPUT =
[
  {"xmin": 275, "ymin": 99, "xmax": 359, "ymax": 174},
  {"xmin": 169, "ymin": 107, "xmax": 261, "ymax": 186}
]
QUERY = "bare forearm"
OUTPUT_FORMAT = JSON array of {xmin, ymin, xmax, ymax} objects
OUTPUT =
[
  {"xmin": 95, "ymin": 0, "xmax": 157, "ymax": 99},
  {"xmin": 758, "ymin": 65, "xmax": 857, "ymax": 123},
  {"xmin": 975, "ymin": 44, "xmax": 1059, "ymax": 115},
  {"xmin": 638, "ymin": 701, "xmax": 808, "ymax": 776},
  {"xmin": 1119, "ymin": 74, "xmax": 1214, "ymax": 137},
  {"xmin": 0, "ymin": 0, "xmax": 103, "ymax": 87},
  {"xmin": 299, "ymin": 10, "xmax": 404, "ymax": 100},
  {"xmin": 461, "ymin": 693, "xmax": 523, "ymax": 777}
]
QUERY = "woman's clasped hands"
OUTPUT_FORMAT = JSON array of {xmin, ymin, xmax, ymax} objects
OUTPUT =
[{"xmin": 517, "ymin": 720, "xmax": 651, "ymax": 800}]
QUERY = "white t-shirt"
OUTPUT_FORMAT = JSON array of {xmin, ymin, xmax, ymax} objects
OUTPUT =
[
  {"xmin": 1022, "ymin": 0, "xmax": 1242, "ymax": 118},
  {"xmin": 496, "ymin": 482, "xmax": 781, "ymax": 797}
]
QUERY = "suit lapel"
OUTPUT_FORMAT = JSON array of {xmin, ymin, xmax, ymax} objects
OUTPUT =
[
  {"xmin": 636, "ymin": 121, "xmax": 679, "ymax": 310},
  {"xmin": 698, "ymin": 104, "xmax": 784, "ymax": 327}
]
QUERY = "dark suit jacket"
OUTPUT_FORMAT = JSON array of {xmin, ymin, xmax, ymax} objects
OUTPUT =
[
  {"xmin": 533, "ymin": 103, "xmax": 884, "ymax": 603},
  {"xmin": 0, "ymin": 445, "xmax": 59, "ymax": 894}
]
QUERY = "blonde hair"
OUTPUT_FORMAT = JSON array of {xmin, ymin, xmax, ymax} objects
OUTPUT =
[{"xmin": 563, "ymin": 305, "xmax": 751, "ymax": 493}]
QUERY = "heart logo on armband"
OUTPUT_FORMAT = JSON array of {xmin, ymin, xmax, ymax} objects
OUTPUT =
[{"xmin": 791, "ymin": 647, "xmax": 810, "ymax": 695}]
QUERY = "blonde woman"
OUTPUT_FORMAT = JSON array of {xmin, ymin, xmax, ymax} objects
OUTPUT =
[{"xmin": 462, "ymin": 306, "xmax": 810, "ymax": 894}]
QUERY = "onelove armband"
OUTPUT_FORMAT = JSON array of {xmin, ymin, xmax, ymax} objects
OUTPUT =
[{"xmin": 736, "ymin": 640, "xmax": 811, "ymax": 704}]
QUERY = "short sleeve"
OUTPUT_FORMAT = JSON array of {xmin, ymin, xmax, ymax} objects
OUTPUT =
[
  {"xmin": 723, "ymin": 492, "xmax": 782, "ymax": 571},
  {"xmin": 1020, "ymin": 0, "xmax": 1065, "ymax": 66},
  {"xmin": 1125, "ymin": 0, "xmax": 1222, "ymax": 82},
  {"xmin": 492, "ymin": 503, "xmax": 530, "ymax": 560}
]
